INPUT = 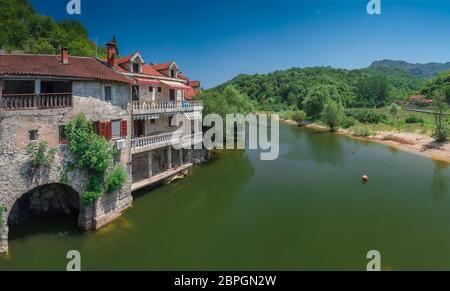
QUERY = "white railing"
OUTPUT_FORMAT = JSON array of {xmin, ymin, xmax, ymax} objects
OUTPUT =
[
  {"xmin": 132, "ymin": 101, "xmax": 203, "ymax": 115},
  {"xmin": 181, "ymin": 132, "xmax": 204, "ymax": 148},
  {"xmin": 132, "ymin": 132, "xmax": 203, "ymax": 153}
]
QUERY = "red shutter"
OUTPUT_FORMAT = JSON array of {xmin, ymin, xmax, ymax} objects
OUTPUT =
[
  {"xmin": 106, "ymin": 121, "xmax": 112, "ymax": 140},
  {"xmin": 99, "ymin": 122, "xmax": 108, "ymax": 139},
  {"xmin": 120, "ymin": 120, "xmax": 128, "ymax": 138}
]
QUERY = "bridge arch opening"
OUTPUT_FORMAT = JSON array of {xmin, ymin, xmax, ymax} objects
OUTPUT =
[{"xmin": 8, "ymin": 183, "xmax": 82, "ymax": 239}]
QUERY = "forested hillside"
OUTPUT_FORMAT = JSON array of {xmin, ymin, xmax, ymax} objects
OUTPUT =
[
  {"xmin": 212, "ymin": 66, "xmax": 422, "ymax": 110},
  {"xmin": 371, "ymin": 59, "xmax": 450, "ymax": 79},
  {"xmin": 0, "ymin": 0, "xmax": 105, "ymax": 56}
]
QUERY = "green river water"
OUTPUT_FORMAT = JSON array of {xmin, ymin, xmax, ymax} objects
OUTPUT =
[{"xmin": 1, "ymin": 124, "xmax": 450, "ymax": 271}]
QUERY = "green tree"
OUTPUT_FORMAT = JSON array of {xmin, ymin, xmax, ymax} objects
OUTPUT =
[
  {"xmin": 302, "ymin": 86, "xmax": 330, "ymax": 119},
  {"xmin": 291, "ymin": 110, "xmax": 306, "ymax": 126},
  {"xmin": 355, "ymin": 76, "xmax": 390, "ymax": 107},
  {"xmin": 432, "ymin": 91, "xmax": 449, "ymax": 142},
  {"xmin": 389, "ymin": 103, "xmax": 399, "ymax": 120},
  {"xmin": 322, "ymin": 100, "xmax": 344, "ymax": 131}
]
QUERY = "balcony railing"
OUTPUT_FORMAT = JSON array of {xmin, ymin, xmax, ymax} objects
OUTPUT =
[
  {"xmin": 132, "ymin": 100, "xmax": 203, "ymax": 115},
  {"xmin": 132, "ymin": 132, "xmax": 203, "ymax": 153},
  {"xmin": 1, "ymin": 93, "xmax": 73, "ymax": 111}
]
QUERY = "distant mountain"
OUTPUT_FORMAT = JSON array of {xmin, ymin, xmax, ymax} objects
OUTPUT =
[{"xmin": 370, "ymin": 60, "xmax": 450, "ymax": 79}]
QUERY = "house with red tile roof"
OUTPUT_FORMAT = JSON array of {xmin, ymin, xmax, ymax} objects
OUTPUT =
[
  {"xmin": 0, "ymin": 47, "xmax": 135, "ymax": 254},
  {"xmin": 103, "ymin": 41, "xmax": 203, "ymax": 192},
  {"xmin": 0, "ymin": 42, "xmax": 205, "ymax": 254}
]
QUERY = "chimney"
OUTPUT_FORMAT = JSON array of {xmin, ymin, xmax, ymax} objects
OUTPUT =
[
  {"xmin": 61, "ymin": 47, "xmax": 69, "ymax": 65},
  {"xmin": 106, "ymin": 41, "xmax": 117, "ymax": 67}
]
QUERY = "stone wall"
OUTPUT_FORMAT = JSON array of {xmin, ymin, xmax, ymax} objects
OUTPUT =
[{"xmin": 0, "ymin": 91, "xmax": 133, "ymax": 254}]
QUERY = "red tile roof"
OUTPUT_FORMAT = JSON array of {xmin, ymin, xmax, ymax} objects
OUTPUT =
[
  {"xmin": 189, "ymin": 80, "xmax": 200, "ymax": 88},
  {"xmin": 184, "ymin": 86, "xmax": 197, "ymax": 100},
  {"xmin": 141, "ymin": 64, "xmax": 165, "ymax": 77},
  {"xmin": 151, "ymin": 61, "xmax": 173, "ymax": 71},
  {"xmin": 0, "ymin": 54, "xmax": 131, "ymax": 83}
]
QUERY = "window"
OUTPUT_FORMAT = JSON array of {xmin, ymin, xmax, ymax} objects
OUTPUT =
[
  {"xmin": 29, "ymin": 130, "xmax": 38, "ymax": 141},
  {"xmin": 41, "ymin": 81, "xmax": 71, "ymax": 94},
  {"xmin": 59, "ymin": 125, "xmax": 67, "ymax": 144},
  {"xmin": 150, "ymin": 119, "xmax": 155, "ymax": 124},
  {"xmin": 133, "ymin": 63, "xmax": 140, "ymax": 73},
  {"xmin": 104, "ymin": 86, "xmax": 112, "ymax": 102},
  {"xmin": 157, "ymin": 87, "xmax": 162, "ymax": 93},
  {"xmin": 149, "ymin": 86, "xmax": 153, "ymax": 92},
  {"xmin": 132, "ymin": 85, "xmax": 140, "ymax": 101},
  {"xmin": 170, "ymin": 69, "xmax": 176, "ymax": 78},
  {"xmin": 4, "ymin": 80, "xmax": 35, "ymax": 95},
  {"xmin": 112, "ymin": 120, "xmax": 121, "ymax": 139}
]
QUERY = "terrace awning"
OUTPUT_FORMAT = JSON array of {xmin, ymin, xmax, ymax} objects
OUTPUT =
[
  {"xmin": 184, "ymin": 111, "xmax": 203, "ymax": 120},
  {"xmin": 160, "ymin": 80, "xmax": 190, "ymax": 90},
  {"xmin": 135, "ymin": 78, "xmax": 161, "ymax": 85}
]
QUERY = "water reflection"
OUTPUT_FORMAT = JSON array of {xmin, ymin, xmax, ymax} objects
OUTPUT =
[
  {"xmin": 432, "ymin": 161, "xmax": 450, "ymax": 201},
  {"xmin": 284, "ymin": 126, "xmax": 344, "ymax": 166}
]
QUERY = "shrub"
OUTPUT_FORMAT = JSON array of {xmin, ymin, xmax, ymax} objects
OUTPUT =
[
  {"xmin": 106, "ymin": 166, "xmax": 128, "ymax": 193},
  {"xmin": 405, "ymin": 115, "xmax": 424, "ymax": 124},
  {"xmin": 65, "ymin": 114, "xmax": 117, "ymax": 205},
  {"xmin": 322, "ymin": 100, "xmax": 344, "ymax": 131},
  {"xmin": 291, "ymin": 110, "xmax": 307, "ymax": 125},
  {"xmin": 26, "ymin": 141, "xmax": 57, "ymax": 168},
  {"xmin": 350, "ymin": 124, "xmax": 374, "ymax": 137},
  {"xmin": 82, "ymin": 191, "xmax": 103, "ymax": 206},
  {"xmin": 346, "ymin": 109, "xmax": 386, "ymax": 124},
  {"xmin": 341, "ymin": 116, "xmax": 357, "ymax": 129}
]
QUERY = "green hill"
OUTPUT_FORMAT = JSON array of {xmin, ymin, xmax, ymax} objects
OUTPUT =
[
  {"xmin": 0, "ymin": 0, "xmax": 105, "ymax": 57},
  {"xmin": 370, "ymin": 59, "xmax": 450, "ymax": 79},
  {"xmin": 212, "ymin": 66, "xmax": 422, "ymax": 110}
]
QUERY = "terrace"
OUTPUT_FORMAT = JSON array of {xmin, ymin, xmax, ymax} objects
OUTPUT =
[
  {"xmin": 131, "ymin": 100, "xmax": 203, "ymax": 115},
  {"xmin": 0, "ymin": 80, "xmax": 72, "ymax": 111}
]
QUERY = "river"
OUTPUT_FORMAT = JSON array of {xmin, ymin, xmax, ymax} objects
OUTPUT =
[{"xmin": 1, "ymin": 124, "xmax": 450, "ymax": 270}]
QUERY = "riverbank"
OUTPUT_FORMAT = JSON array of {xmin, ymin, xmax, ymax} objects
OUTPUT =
[{"xmin": 280, "ymin": 118, "xmax": 450, "ymax": 164}]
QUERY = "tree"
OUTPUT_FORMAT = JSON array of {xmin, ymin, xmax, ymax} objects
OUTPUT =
[
  {"xmin": 432, "ymin": 91, "xmax": 449, "ymax": 142},
  {"xmin": 322, "ymin": 100, "xmax": 344, "ymax": 131},
  {"xmin": 302, "ymin": 86, "xmax": 330, "ymax": 119},
  {"xmin": 355, "ymin": 76, "xmax": 390, "ymax": 107},
  {"xmin": 292, "ymin": 110, "xmax": 306, "ymax": 126},
  {"xmin": 389, "ymin": 103, "xmax": 399, "ymax": 120}
]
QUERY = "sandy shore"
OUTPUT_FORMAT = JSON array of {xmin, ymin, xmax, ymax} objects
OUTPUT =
[{"xmin": 280, "ymin": 119, "xmax": 450, "ymax": 164}]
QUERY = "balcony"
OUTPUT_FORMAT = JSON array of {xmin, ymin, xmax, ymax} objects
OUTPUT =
[
  {"xmin": 132, "ymin": 132, "xmax": 203, "ymax": 154},
  {"xmin": 131, "ymin": 100, "xmax": 203, "ymax": 115},
  {"xmin": 1, "ymin": 93, "xmax": 72, "ymax": 111}
]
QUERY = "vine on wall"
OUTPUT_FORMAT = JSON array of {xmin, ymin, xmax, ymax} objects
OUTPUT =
[
  {"xmin": 26, "ymin": 141, "xmax": 56, "ymax": 168},
  {"xmin": 0, "ymin": 204, "xmax": 6, "ymax": 228},
  {"xmin": 65, "ymin": 114, "xmax": 127, "ymax": 205}
]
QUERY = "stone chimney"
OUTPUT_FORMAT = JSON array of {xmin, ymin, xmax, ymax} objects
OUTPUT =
[
  {"xmin": 61, "ymin": 47, "xmax": 69, "ymax": 65},
  {"xmin": 106, "ymin": 41, "xmax": 117, "ymax": 67}
]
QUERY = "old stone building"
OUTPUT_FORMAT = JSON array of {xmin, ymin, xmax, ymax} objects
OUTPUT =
[
  {"xmin": 0, "ymin": 43, "xmax": 205, "ymax": 253},
  {"xmin": 0, "ymin": 43, "xmax": 204, "ymax": 254},
  {"xmin": 104, "ymin": 42, "xmax": 204, "ymax": 192},
  {"xmin": 0, "ymin": 48, "xmax": 134, "ymax": 254}
]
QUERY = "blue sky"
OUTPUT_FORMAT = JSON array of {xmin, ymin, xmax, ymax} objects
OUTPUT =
[{"xmin": 30, "ymin": 0, "xmax": 450, "ymax": 88}]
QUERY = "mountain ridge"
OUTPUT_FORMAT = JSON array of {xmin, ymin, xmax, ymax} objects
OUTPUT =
[{"xmin": 370, "ymin": 59, "xmax": 450, "ymax": 79}]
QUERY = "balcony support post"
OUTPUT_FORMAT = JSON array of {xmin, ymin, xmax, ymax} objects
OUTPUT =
[
  {"xmin": 148, "ymin": 150, "xmax": 153, "ymax": 179},
  {"xmin": 167, "ymin": 146, "xmax": 172, "ymax": 170}
]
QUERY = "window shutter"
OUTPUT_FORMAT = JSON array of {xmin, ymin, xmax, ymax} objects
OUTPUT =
[
  {"xmin": 99, "ymin": 122, "xmax": 108, "ymax": 139},
  {"xmin": 106, "ymin": 121, "xmax": 112, "ymax": 140},
  {"xmin": 120, "ymin": 120, "xmax": 128, "ymax": 138}
]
